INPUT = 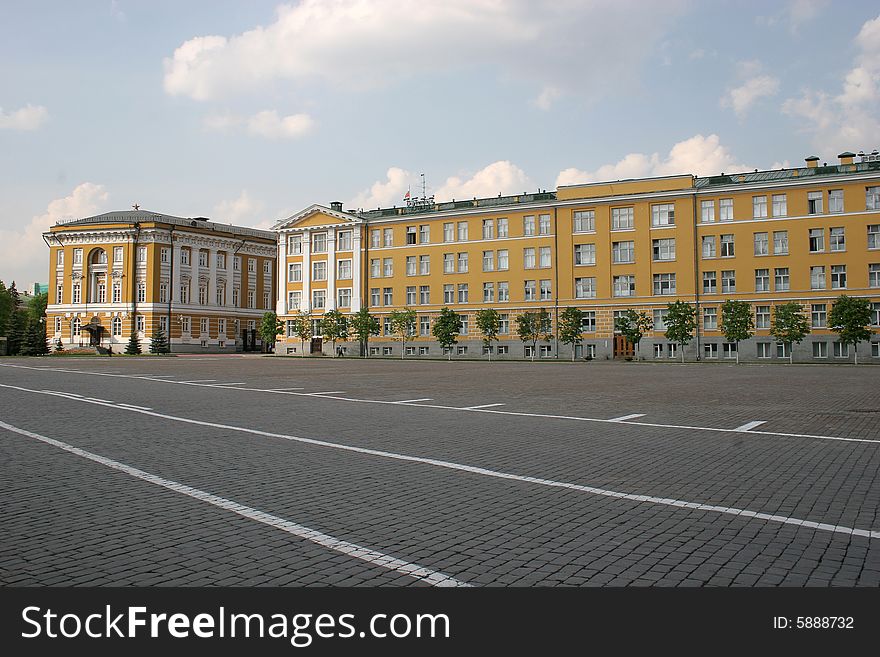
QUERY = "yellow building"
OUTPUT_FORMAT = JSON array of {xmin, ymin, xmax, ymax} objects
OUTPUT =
[
  {"xmin": 44, "ymin": 209, "xmax": 276, "ymax": 353},
  {"xmin": 274, "ymin": 151, "xmax": 878, "ymax": 361}
]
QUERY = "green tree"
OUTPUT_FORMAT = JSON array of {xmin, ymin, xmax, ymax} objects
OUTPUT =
[
  {"xmin": 21, "ymin": 317, "xmax": 49, "ymax": 356},
  {"xmin": 769, "ymin": 302, "xmax": 810, "ymax": 364},
  {"xmin": 828, "ymin": 295, "xmax": 874, "ymax": 365},
  {"xmin": 320, "ymin": 309, "xmax": 349, "ymax": 357},
  {"xmin": 7, "ymin": 310, "xmax": 27, "ymax": 356},
  {"xmin": 389, "ymin": 307, "xmax": 417, "ymax": 358},
  {"xmin": 291, "ymin": 310, "xmax": 312, "ymax": 357},
  {"xmin": 474, "ymin": 308, "xmax": 501, "ymax": 360},
  {"xmin": 432, "ymin": 307, "xmax": 461, "ymax": 360},
  {"xmin": 125, "ymin": 331, "xmax": 142, "ymax": 355},
  {"xmin": 614, "ymin": 308, "xmax": 653, "ymax": 359},
  {"xmin": 664, "ymin": 301, "xmax": 697, "ymax": 363},
  {"xmin": 720, "ymin": 299, "xmax": 754, "ymax": 364},
  {"xmin": 350, "ymin": 307, "xmax": 380, "ymax": 357},
  {"xmin": 27, "ymin": 291, "xmax": 48, "ymax": 322},
  {"xmin": 557, "ymin": 307, "xmax": 584, "ymax": 361},
  {"xmin": 259, "ymin": 311, "xmax": 284, "ymax": 351},
  {"xmin": 0, "ymin": 280, "xmax": 13, "ymax": 337},
  {"xmin": 149, "ymin": 325, "xmax": 170, "ymax": 354},
  {"xmin": 516, "ymin": 308, "xmax": 553, "ymax": 361}
]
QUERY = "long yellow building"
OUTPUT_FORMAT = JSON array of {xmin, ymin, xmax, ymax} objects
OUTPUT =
[
  {"xmin": 44, "ymin": 210, "xmax": 276, "ymax": 353},
  {"xmin": 274, "ymin": 152, "xmax": 880, "ymax": 361}
]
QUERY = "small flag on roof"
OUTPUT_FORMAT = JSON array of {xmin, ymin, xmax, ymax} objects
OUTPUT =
[{"xmin": 404, "ymin": 190, "xmax": 410, "ymax": 200}]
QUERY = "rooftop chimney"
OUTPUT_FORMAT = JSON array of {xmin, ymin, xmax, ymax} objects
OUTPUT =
[
  {"xmin": 838, "ymin": 151, "xmax": 856, "ymax": 165},
  {"xmin": 330, "ymin": 201, "xmax": 343, "ymax": 212},
  {"xmin": 805, "ymin": 156, "xmax": 819, "ymax": 169}
]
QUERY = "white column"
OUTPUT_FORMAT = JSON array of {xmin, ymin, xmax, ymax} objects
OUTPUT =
[
  {"xmin": 208, "ymin": 247, "xmax": 217, "ymax": 307},
  {"xmin": 225, "ymin": 250, "xmax": 233, "ymax": 310},
  {"xmin": 351, "ymin": 227, "xmax": 362, "ymax": 312},
  {"xmin": 300, "ymin": 230, "xmax": 311, "ymax": 312},
  {"xmin": 171, "ymin": 241, "xmax": 182, "ymax": 302},
  {"xmin": 326, "ymin": 228, "xmax": 336, "ymax": 310},
  {"xmin": 276, "ymin": 236, "xmax": 287, "ymax": 316}
]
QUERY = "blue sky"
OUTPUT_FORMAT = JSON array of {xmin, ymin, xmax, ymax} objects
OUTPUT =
[{"xmin": 2, "ymin": 0, "xmax": 879, "ymax": 284}]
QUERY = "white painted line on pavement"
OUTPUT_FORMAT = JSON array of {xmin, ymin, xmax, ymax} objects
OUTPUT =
[
  {"xmin": 267, "ymin": 387, "xmax": 305, "ymax": 391},
  {"xmin": 3, "ymin": 381, "xmax": 877, "ymax": 542},
  {"xmin": 609, "ymin": 413, "xmax": 646, "ymax": 422},
  {"xmin": 205, "ymin": 382, "xmax": 247, "ymax": 386},
  {"xmin": 463, "ymin": 403, "xmax": 505, "ymax": 410},
  {"xmin": 392, "ymin": 398, "xmax": 433, "ymax": 404},
  {"xmin": 179, "ymin": 380, "xmax": 218, "ymax": 384},
  {"xmin": 305, "ymin": 391, "xmax": 345, "ymax": 396},
  {"xmin": 734, "ymin": 421, "xmax": 767, "ymax": 432},
  {"xmin": 118, "ymin": 403, "xmax": 153, "ymax": 411},
  {"xmin": 0, "ymin": 418, "xmax": 469, "ymax": 588}
]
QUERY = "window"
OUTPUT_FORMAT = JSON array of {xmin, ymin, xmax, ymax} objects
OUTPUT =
[
  {"xmin": 813, "ymin": 342, "xmax": 828, "ymax": 359},
  {"xmin": 483, "ymin": 250, "xmax": 494, "ymax": 272},
  {"xmin": 721, "ymin": 270, "xmax": 736, "ymax": 293},
  {"xmin": 198, "ymin": 285, "xmax": 207, "ymax": 305},
  {"xmin": 499, "ymin": 314, "xmax": 509, "ymax": 334},
  {"xmin": 831, "ymin": 265, "xmax": 846, "ymax": 289},
  {"xmin": 538, "ymin": 214, "xmax": 551, "ymax": 235},
  {"xmin": 383, "ymin": 346, "xmax": 393, "ymax": 356},
  {"xmin": 497, "ymin": 218, "xmax": 508, "ymax": 237},
  {"xmin": 870, "ymin": 264, "xmax": 880, "ymax": 288},
  {"xmin": 574, "ymin": 277, "xmax": 596, "ymax": 299},
  {"xmin": 702, "ymin": 236, "xmax": 716, "ymax": 258},
  {"xmin": 247, "ymin": 258, "xmax": 256, "ymax": 273},
  {"xmin": 497, "ymin": 249, "xmax": 509, "ymax": 270},
  {"xmin": 406, "ymin": 286, "xmax": 417, "ymax": 305},
  {"xmin": 370, "ymin": 288, "xmax": 380, "ymax": 306},
  {"xmin": 810, "ymin": 266, "xmax": 826, "ymax": 290},
  {"xmin": 833, "ymin": 342, "xmax": 849, "ymax": 359},
  {"xmin": 457, "ymin": 252, "xmax": 468, "ymax": 273},
  {"xmin": 540, "ymin": 345, "xmax": 552, "ymax": 358},
  {"xmin": 581, "ymin": 311, "xmax": 596, "ymax": 332},
  {"xmin": 755, "ymin": 270, "xmax": 770, "ymax": 293},
  {"xmin": 232, "ymin": 287, "xmax": 239, "ymax": 306},
  {"xmin": 719, "ymin": 198, "xmax": 733, "ymax": 222},
  {"xmin": 383, "ymin": 287, "xmax": 393, "ymax": 305},
  {"xmin": 704, "ymin": 343, "xmax": 718, "ymax": 359},
  {"xmin": 867, "ymin": 186, "xmax": 880, "ymax": 211},
  {"xmin": 444, "ymin": 284, "xmax": 454, "ymax": 304},
  {"xmin": 612, "ymin": 241, "xmax": 635, "ymax": 263},
  {"xmin": 612, "ymin": 207, "xmax": 634, "ymax": 230},
  {"xmin": 771, "ymin": 194, "xmax": 787, "ymax": 217},
  {"xmin": 137, "ymin": 246, "xmax": 147, "ymax": 263},
  {"xmin": 370, "ymin": 230, "xmax": 381, "ymax": 249},
  {"xmin": 113, "ymin": 282, "xmax": 122, "ymax": 303},
  {"xmin": 498, "ymin": 281, "xmax": 509, "ymax": 302},
  {"xmin": 72, "ymin": 316, "xmax": 81, "ymax": 337},
  {"xmin": 289, "ymin": 234, "xmax": 303, "ymax": 254},
  {"xmin": 383, "ymin": 228, "xmax": 393, "ymax": 248},
  {"xmin": 419, "ymin": 285, "xmax": 430, "ymax": 304},
  {"xmin": 137, "ymin": 315, "xmax": 146, "ymax": 333},
  {"xmin": 653, "ymin": 343, "xmax": 664, "ymax": 359},
  {"xmin": 337, "ymin": 230, "xmax": 352, "ymax": 250},
  {"xmin": 539, "ymin": 279, "xmax": 552, "ymax": 301},
  {"xmin": 652, "ymin": 238, "xmax": 675, "ymax": 261},
  {"xmin": 137, "ymin": 281, "xmax": 146, "ymax": 303},
  {"xmin": 754, "ymin": 232, "xmax": 769, "ymax": 256},
  {"xmin": 370, "ymin": 259, "xmax": 381, "ymax": 278},
  {"xmin": 406, "ymin": 255, "xmax": 417, "ymax": 276},
  {"xmin": 312, "ymin": 261, "xmax": 327, "ymax": 281},
  {"xmin": 524, "ymin": 280, "xmax": 536, "ymax": 301},
  {"xmin": 773, "ymin": 231, "xmax": 788, "ymax": 255},
  {"xmin": 523, "ymin": 247, "xmax": 536, "ymax": 268},
  {"xmin": 406, "ymin": 226, "xmax": 417, "ymax": 245},
  {"xmin": 523, "ymin": 215, "xmax": 535, "ymax": 236},
  {"xmin": 573, "ymin": 210, "xmax": 595, "ymax": 233},
  {"xmin": 459, "ymin": 315, "xmax": 469, "ymax": 335},
  {"xmin": 73, "ymin": 248, "xmax": 83, "ymax": 265},
  {"xmin": 703, "ymin": 271, "xmax": 717, "ymax": 294},
  {"xmin": 247, "ymin": 290, "xmax": 255, "ymax": 309},
  {"xmin": 703, "ymin": 307, "xmax": 718, "ymax": 330},
  {"xmin": 869, "ymin": 225, "xmax": 880, "ymax": 250},
  {"xmin": 54, "ymin": 316, "xmax": 62, "ymax": 334},
  {"xmin": 701, "ymin": 200, "xmax": 715, "ymax": 223},
  {"xmin": 458, "ymin": 346, "xmax": 469, "ymax": 356},
  {"xmin": 830, "ymin": 227, "xmax": 845, "ymax": 252},
  {"xmin": 72, "ymin": 283, "xmax": 81, "ymax": 304},
  {"xmin": 874, "ymin": 342, "xmax": 880, "ymax": 358},
  {"xmin": 809, "ymin": 228, "xmax": 824, "ymax": 253},
  {"xmin": 216, "ymin": 252, "xmax": 226, "ymax": 269},
  {"xmin": 653, "ymin": 273, "xmax": 676, "ymax": 295},
  {"xmin": 482, "ymin": 219, "xmax": 494, "ymax": 240},
  {"xmin": 233, "ymin": 257, "xmax": 240, "ymax": 271},
  {"xmin": 337, "ymin": 259, "xmax": 352, "ymax": 280},
  {"xmin": 829, "ymin": 189, "xmax": 844, "ymax": 214},
  {"xmin": 457, "ymin": 283, "xmax": 468, "ymax": 303},
  {"xmin": 112, "ymin": 246, "xmax": 123, "ymax": 264},
  {"xmin": 198, "ymin": 251, "xmax": 208, "ymax": 268},
  {"xmin": 457, "ymin": 221, "xmax": 468, "ymax": 241},
  {"xmin": 383, "ymin": 258, "xmax": 393, "ymax": 277},
  {"xmin": 288, "ymin": 291, "xmax": 300, "ymax": 308},
  {"xmin": 216, "ymin": 287, "xmax": 225, "ymax": 306},
  {"xmin": 811, "ymin": 304, "xmax": 826, "ymax": 328},
  {"xmin": 651, "ymin": 203, "xmax": 675, "ymax": 227},
  {"xmin": 483, "ymin": 282, "xmax": 495, "ymax": 302},
  {"xmin": 574, "ymin": 243, "xmax": 595, "ymax": 266},
  {"xmin": 311, "ymin": 290, "xmax": 325, "ymax": 310},
  {"xmin": 720, "ymin": 234, "xmax": 735, "ymax": 257},
  {"xmin": 200, "ymin": 317, "xmax": 209, "ymax": 335},
  {"xmin": 807, "ymin": 191, "xmax": 823, "ymax": 215},
  {"xmin": 56, "ymin": 250, "xmax": 64, "ymax": 266},
  {"xmin": 613, "ymin": 275, "xmax": 635, "ymax": 297},
  {"xmin": 419, "ymin": 254, "xmax": 429, "ymax": 275},
  {"xmin": 312, "ymin": 233, "xmax": 327, "ymax": 253},
  {"xmin": 755, "ymin": 305, "xmax": 770, "ymax": 329},
  {"xmin": 539, "ymin": 246, "xmax": 551, "ymax": 267},
  {"xmin": 757, "ymin": 342, "xmax": 771, "ymax": 358},
  {"xmin": 443, "ymin": 222, "xmax": 454, "ymax": 242},
  {"xmin": 774, "ymin": 267, "xmax": 790, "ymax": 291},
  {"xmin": 419, "ymin": 316, "xmax": 431, "ymax": 336},
  {"xmin": 443, "ymin": 253, "xmax": 455, "ymax": 274},
  {"xmin": 56, "ymin": 284, "xmax": 63, "ymax": 304},
  {"xmin": 753, "ymin": 196, "xmax": 768, "ymax": 219},
  {"xmin": 419, "ymin": 346, "xmax": 429, "ymax": 355}
]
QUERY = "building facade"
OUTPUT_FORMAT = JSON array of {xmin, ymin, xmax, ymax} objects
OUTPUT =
[
  {"xmin": 45, "ymin": 210, "xmax": 276, "ymax": 353},
  {"xmin": 274, "ymin": 152, "xmax": 880, "ymax": 362}
]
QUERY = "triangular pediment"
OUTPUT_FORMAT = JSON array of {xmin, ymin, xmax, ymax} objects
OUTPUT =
[{"xmin": 273, "ymin": 205, "xmax": 361, "ymax": 231}]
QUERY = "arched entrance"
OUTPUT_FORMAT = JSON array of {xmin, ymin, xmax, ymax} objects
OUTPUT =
[
  {"xmin": 87, "ymin": 248, "xmax": 108, "ymax": 304},
  {"xmin": 82, "ymin": 316, "xmax": 105, "ymax": 347}
]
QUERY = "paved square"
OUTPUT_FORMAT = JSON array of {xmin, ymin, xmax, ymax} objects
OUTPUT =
[{"xmin": 1, "ymin": 356, "xmax": 879, "ymax": 586}]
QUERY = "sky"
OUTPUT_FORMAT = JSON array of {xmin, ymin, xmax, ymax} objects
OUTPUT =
[{"xmin": 1, "ymin": 0, "xmax": 879, "ymax": 285}]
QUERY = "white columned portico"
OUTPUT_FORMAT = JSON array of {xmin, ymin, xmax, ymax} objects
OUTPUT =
[
  {"xmin": 326, "ymin": 228, "xmax": 336, "ymax": 310},
  {"xmin": 351, "ymin": 228, "xmax": 362, "ymax": 312},
  {"xmin": 276, "ymin": 235, "xmax": 287, "ymax": 315},
  {"xmin": 300, "ymin": 230, "xmax": 311, "ymax": 313}
]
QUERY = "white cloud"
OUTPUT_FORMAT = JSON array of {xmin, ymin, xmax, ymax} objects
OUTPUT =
[
  {"xmin": 212, "ymin": 190, "xmax": 266, "ymax": 227},
  {"xmin": 533, "ymin": 86, "xmax": 562, "ymax": 111},
  {"xmin": 757, "ymin": 0, "xmax": 828, "ymax": 32},
  {"xmin": 349, "ymin": 167, "xmax": 412, "ymax": 209},
  {"xmin": 0, "ymin": 104, "xmax": 49, "ymax": 131},
  {"xmin": 0, "ymin": 183, "xmax": 108, "ymax": 284},
  {"xmin": 782, "ymin": 13, "xmax": 880, "ymax": 152},
  {"xmin": 435, "ymin": 161, "xmax": 534, "ymax": 201},
  {"xmin": 203, "ymin": 110, "xmax": 315, "ymax": 139},
  {"xmin": 556, "ymin": 134, "xmax": 754, "ymax": 186},
  {"xmin": 721, "ymin": 74, "xmax": 780, "ymax": 117},
  {"xmin": 163, "ymin": 0, "xmax": 686, "ymax": 105}
]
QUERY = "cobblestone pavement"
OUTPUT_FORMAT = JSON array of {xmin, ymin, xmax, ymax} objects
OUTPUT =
[{"xmin": 1, "ymin": 356, "xmax": 878, "ymax": 586}]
